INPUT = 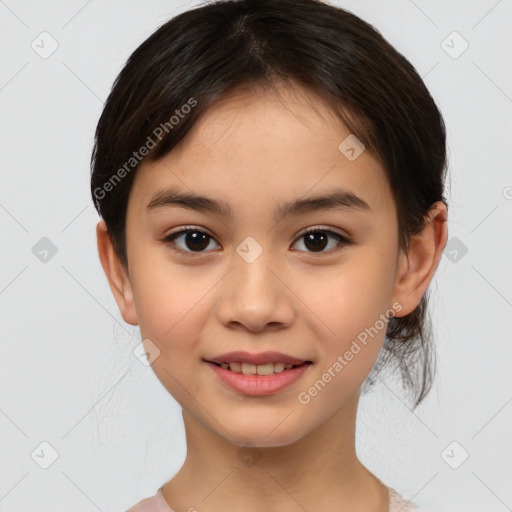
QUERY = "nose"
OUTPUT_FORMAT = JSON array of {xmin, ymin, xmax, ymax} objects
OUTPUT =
[{"xmin": 216, "ymin": 249, "xmax": 295, "ymax": 332}]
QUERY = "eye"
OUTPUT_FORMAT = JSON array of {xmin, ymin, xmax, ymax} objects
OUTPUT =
[
  {"xmin": 291, "ymin": 227, "xmax": 351, "ymax": 254},
  {"xmin": 163, "ymin": 226, "xmax": 220, "ymax": 256},
  {"xmin": 162, "ymin": 226, "xmax": 352, "ymax": 256}
]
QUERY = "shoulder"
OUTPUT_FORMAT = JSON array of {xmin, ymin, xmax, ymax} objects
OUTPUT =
[
  {"xmin": 125, "ymin": 487, "xmax": 175, "ymax": 512},
  {"xmin": 128, "ymin": 485, "xmax": 436, "ymax": 512},
  {"xmin": 387, "ymin": 487, "xmax": 434, "ymax": 512}
]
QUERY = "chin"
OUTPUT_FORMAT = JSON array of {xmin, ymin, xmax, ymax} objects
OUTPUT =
[{"xmin": 221, "ymin": 418, "xmax": 308, "ymax": 449}]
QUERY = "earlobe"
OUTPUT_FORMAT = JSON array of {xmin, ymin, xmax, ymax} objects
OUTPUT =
[
  {"xmin": 96, "ymin": 220, "xmax": 139, "ymax": 326},
  {"xmin": 391, "ymin": 201, "xmax": 448, "ymax": 317}
]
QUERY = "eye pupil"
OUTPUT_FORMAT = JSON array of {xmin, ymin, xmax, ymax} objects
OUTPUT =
[
  {"xmin": 304, "ymin": 232, "xmax": 328, "ymax": 252},
  {"xmin": 168, "ymin": 227, "xmax": 346, "ymax": 256},
  {"xmin": 185, "ymin": 231, "xmax": 210, "ymax": 251}
]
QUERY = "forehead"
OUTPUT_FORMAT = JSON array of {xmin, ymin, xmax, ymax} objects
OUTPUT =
[{"xmin": 129, "ymin": 83, "xmax": 395, "ymax": 222}]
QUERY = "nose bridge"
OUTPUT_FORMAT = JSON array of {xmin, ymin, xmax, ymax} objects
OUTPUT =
[
  {"xmin": 233, "ymin": 234, "xmax": 278, "ymax": 299},
  {"xmin": 216, "ymin": 234, "xmax": 294, "ymax": 330}
]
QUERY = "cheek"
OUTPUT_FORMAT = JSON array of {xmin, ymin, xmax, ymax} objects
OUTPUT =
[
  {"xmin": 130, "ymin": 249, "xmax": 213, "ymax": 339},
  {"xmin": 298, "ymin": 249, "xmax": 396, "ymax": 398},
  {"xmin": 295, "ymin": 264, "xmax": 392, "ymax": 414},
  {"xmin": 306, "ymin": 251, "xmax": 396, "ymax": 335},
  {"xmin": 129, "ymin": 259, "xmax": 213, "ymax": 403}
]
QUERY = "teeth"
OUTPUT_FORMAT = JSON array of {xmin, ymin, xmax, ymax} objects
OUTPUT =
[
  {"xmin": 274, "ymin": 363, "xmax": 285, "ymax": 373},
  {"xmin": 241, "ymin": 363, "xmax": 257, "ymax": 375},
  {"xmin": 256, "ymin": 363, "xmax": 274, "ymax": 376},
  {"xmin": 218, "ymin": 361, "xmax": 301, "ymax": 375},
  {"xmin": 229, "ymin": 361, "xmax": 242, "ymax": 373}
]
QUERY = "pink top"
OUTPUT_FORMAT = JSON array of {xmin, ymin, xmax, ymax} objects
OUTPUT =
[{"xmin": 126, "ymin": 486, "xmax": 430, "ymax": 511}]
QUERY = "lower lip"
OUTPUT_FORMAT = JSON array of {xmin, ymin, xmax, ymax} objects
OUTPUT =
[{"xmin": 205, "ymin": 361, "xmax": 312, "ymax": 396}]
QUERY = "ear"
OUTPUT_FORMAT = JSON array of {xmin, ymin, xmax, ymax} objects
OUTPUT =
[
  {"xmin": 391, "ymin": 201, "xmax": 448, "ymax": 316},
  {"xmin": 96, "ymin": 219, "xmax": 138, "ymax": 325}
]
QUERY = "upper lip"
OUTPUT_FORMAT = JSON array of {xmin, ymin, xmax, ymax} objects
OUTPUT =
[{"xmin": 204, "ymin": 351, "xmax": 311, "ymax": 365}]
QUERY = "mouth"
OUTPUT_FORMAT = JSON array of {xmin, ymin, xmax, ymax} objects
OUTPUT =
[
  {"xmin": 207, "ymin": 360, "xmax": 311, "ymax": 375},
  {"xmin": 203, "ymin": 359, "xmax": 313, "ymax": 396}
]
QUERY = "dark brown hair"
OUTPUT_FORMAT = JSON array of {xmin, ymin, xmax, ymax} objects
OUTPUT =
[{"xmin": 90, "ymin": 0, "xmax": 448, "ymax": 409}]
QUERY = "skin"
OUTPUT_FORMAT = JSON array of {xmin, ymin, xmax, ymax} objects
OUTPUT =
[{"xmin": 97, "ymin": 83, "xmax": 448, "ymax": 512}]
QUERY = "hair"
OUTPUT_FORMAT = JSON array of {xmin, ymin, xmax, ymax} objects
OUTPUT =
[{"xmin": 90, "ymin": 0, "xmax": 448, "ymax": 409}]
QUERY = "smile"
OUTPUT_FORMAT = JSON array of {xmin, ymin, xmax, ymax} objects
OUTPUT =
[
  {"xmin": 205, "ymin": 361, "xmax": 312, "ymax": 395},
  {"xmin": 211, "ymin": 361, "xmax": 304, "ymax": 375}
]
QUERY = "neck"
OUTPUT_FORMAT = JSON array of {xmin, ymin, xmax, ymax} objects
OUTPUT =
[{"xmin": 162, "ymin": 393, "xmax": 390, "ymax": 512}]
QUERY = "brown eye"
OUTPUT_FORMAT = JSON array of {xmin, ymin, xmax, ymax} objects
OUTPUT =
[
  {"xmin": 163, "ymin": 228, "xmax": 219, "ymax": 254},
  {"xmin": 163, "ymin": 226, "xmax": 351, "ymax": 257},
  {"xmin": 292, "ymin": 228, "xmax": 351, "ymax": 254},
  {"xmin": 303, "ymin": 231, "xmax": 329, "ymax": 252}
]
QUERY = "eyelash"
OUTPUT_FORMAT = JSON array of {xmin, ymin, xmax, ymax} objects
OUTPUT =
[{"xmin": 162, "ymin": 225, "xmax": 352, "ymax": 258}]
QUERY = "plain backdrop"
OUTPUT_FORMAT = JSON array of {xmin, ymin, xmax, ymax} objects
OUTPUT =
[{"xmin": 1, "ymin": 1, "xmax": 511, "ymax": 511}]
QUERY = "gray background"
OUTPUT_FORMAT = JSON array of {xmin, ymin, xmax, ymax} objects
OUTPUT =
[{"xmin": 1, "ymin": 0, "xmax": 511, "ymax": 511}]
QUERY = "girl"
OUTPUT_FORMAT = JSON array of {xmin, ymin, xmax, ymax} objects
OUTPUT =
[{"xmin": 91, "ymin": 0, "xmax": 448, "ymax": 510}]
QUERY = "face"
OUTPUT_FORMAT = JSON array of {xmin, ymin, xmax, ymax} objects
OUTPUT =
[{"xmin": 102, "ymin": 84, "xmax": 420, "ymax": 448}]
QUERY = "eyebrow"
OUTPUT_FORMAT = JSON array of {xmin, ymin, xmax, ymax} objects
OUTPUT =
[{"xmin": 146, "ymin": 185, "xmax": 371, "ymax": 223}]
